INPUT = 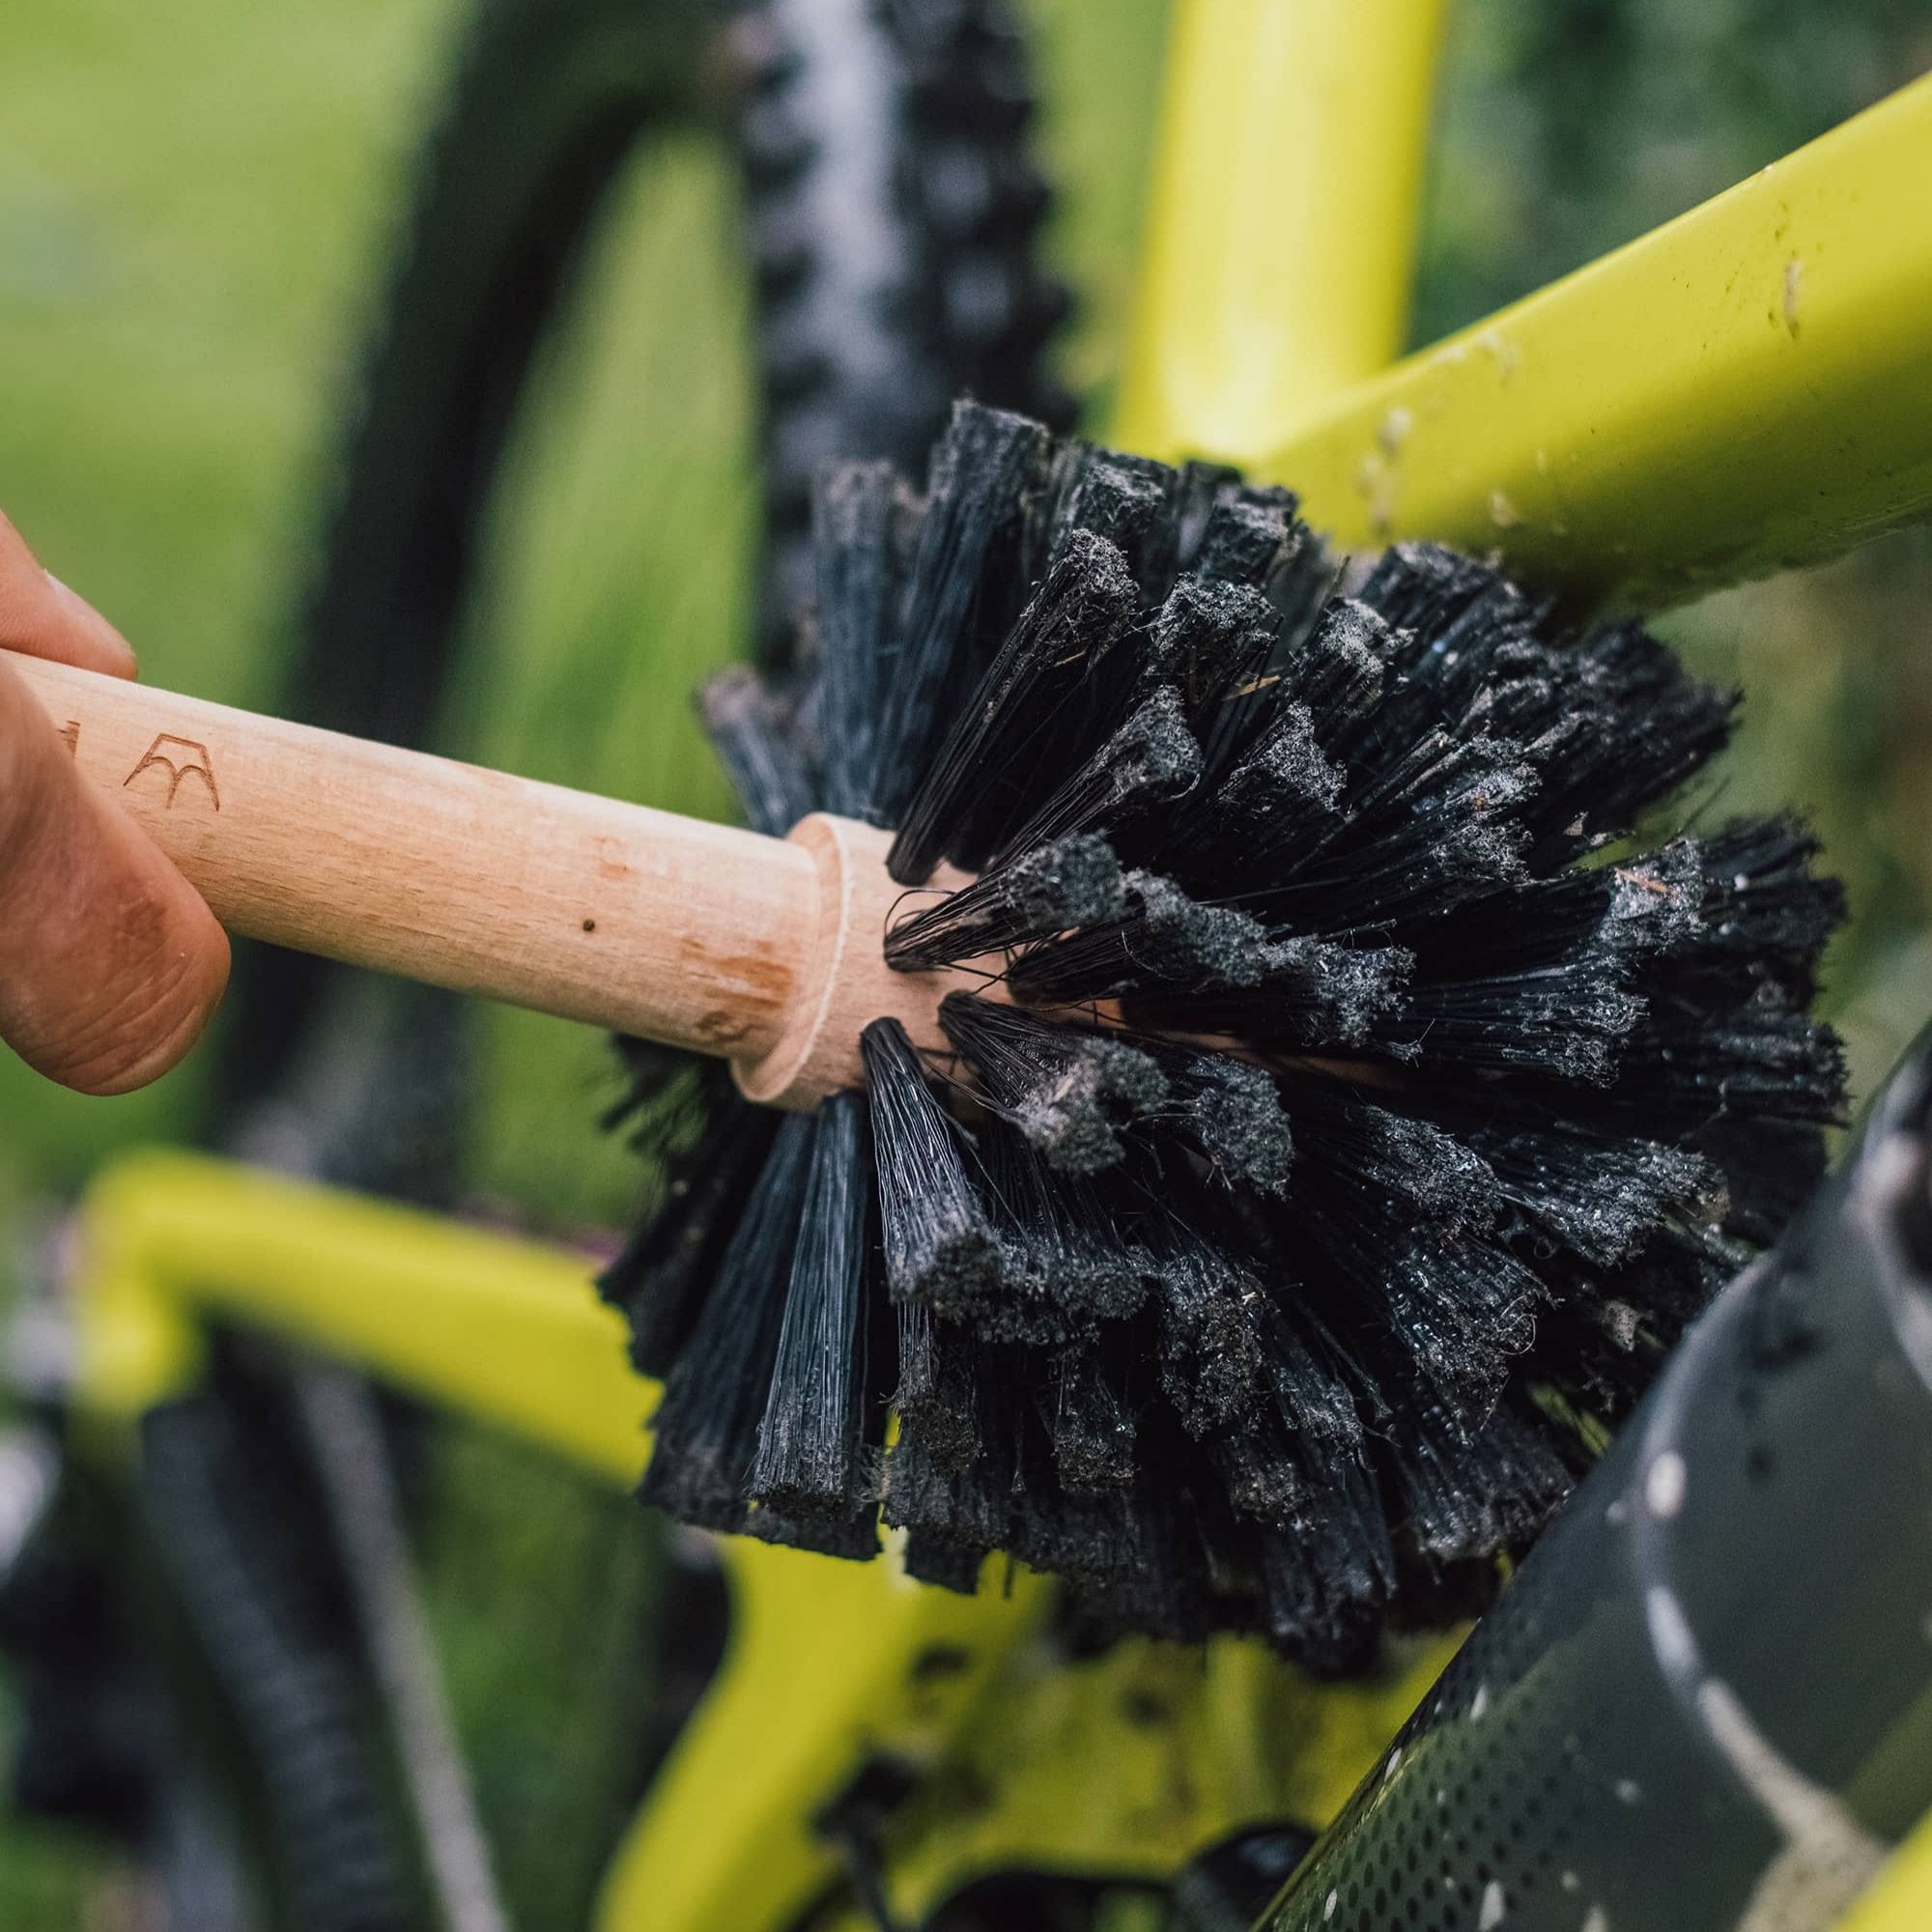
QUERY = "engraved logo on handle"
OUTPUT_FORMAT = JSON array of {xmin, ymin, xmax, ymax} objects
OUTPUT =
[{"xmin": 125, "ymin": 734, "xmax": 220, "ymax": 810}]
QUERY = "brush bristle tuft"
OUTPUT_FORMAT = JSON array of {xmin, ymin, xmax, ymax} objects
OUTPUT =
[
  {"xmin": 861, "ymin": 1018, "xmax": 1003, "ymax": 1313},
  {"xmin": 883, "ymin": 834, "xmax": 1123, "ymax": 971},
  {"xmin": 938, "ymin": 994, "xmax": 1166, "ymax": 1174}
]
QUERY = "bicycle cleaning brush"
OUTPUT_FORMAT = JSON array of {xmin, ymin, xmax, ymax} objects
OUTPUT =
[
  {"xmin": 605, "ymin": 399, "xmax": 1846, "ymax": 1666},
  {"xmin": 9, "ymin": 400, "xmax": 1845, "ymax": 1666}
]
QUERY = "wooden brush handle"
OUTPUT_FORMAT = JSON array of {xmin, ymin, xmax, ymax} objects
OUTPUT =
[{"xmin": 8, "ymin": 650, "xmax": 820, "ymax": 1068}]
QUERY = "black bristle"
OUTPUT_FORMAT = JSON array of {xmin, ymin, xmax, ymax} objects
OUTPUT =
[
  {"xmin": 1045, "ymin": 444, "xmax": 1182, "ymax": 599},
  {"xmin": 861, "ymin": 1017, "xmax": 1003, "ymax": 1310},
  {"xmin": 1148, "ymin": 1221, "xmax": 1275, "ymax": 1435},
  {"xmin": 1250, "ymin": 1449, "xmax": 1394, "ymax": 1675},
  {"xmin": 1526, "ymin": 620, "xmax": 1738, "ymax": 852},
  {"xmin": 696, "ymin": 668, "xmax": 814, "ymax": 838},
  {"xmin": 1143, "ymin": 576, "xmax": 1280, "ymax": 714},
  {"xmin": 1008, "ymin": 870, "xmax": 1269, "ymax": 1001},
  {"xmin": 745, "ymin": 1094, "xmax": 879, "ymax": 1538},
  {"xmin": 1123, "ymin": 934, "xmax": 1412, "ymax": 1053},
  {"xmin": 598, "ymin": 1067, "xmax": 781, "ymax": 1378},
  {"xmin": 1288, "ymin": 598, "xmax": 1396, "ymax": 751},
  {"xmin": 1674, "ymin": 816, "xmax": 1848, "ymax": 1002},
  {"xmin": 1171, "ymin": 461, "xmax": 1231, "ymax": 573},
  {"xmin": 1037, "ymin": 1346, "xmax": 1136, "ymax": 1493},
  {"xmin": 873, "ymin": 401, "xmax": 1049, "ymax": 817},
  {"xmin": 1354, "ymin": 539, "xmax": 1492, "ymax": 632},
  {"xmin": 938, "ymin": 993, "xmax": 1166, "ymax": 1174},
  {"xmin": 1010, "ymin": 1425, "xmax": 1222, "ymax": 1644},
  {"xmin": 813, "ymin": 462, "xmax": 913, "ymax": 820},
  {"xmin": 1142, "ymin": 1196, "xmax": 1363, "ymax": 1472},
  {"xmin": 984, "ymin": 686, "xmax": 1204, "ymax": 868},
  {"xmin": 1619, "ymin": 1000, "xmax": 1847, "ymax": 1129},
  {"xmin": 1189, "ymin": 477, "xmax": 1301, "ymax": 590},
  {"xmin": 1006, "ymin": 873, "xmax": 1411, "ymax": 1054},
  {"xmin": 887, "ymin": 529, "xmax": 1141, "ymax": 880},
  {"xmin": 1284, "ymin": 1118, "xmax": 1540, "ymax": 1413},
  {"xmin": 1142, "ymin": 1041, "xmax": 1293, "ymax": 1196},
  {"xmin": 884, "ymin": 1336, "xmax": 1021, "ymax": 1590},
  {"xmin": 974, "ymin": 1116, "xmax": 1148, "ymax": 1337},
  {"xmin": 1476, "ymin": 1121, "xmax": 1722, "ymax": 1270},
  {"xmin": 1384, "ymin": 952, "xmax": 1642, "ymax": 1086},
  {"xmin": 613, "ymin": 406, "xmax": 1847, "ymax": 1664},
  {"xmin": 637, "ymin": 1112, "xmax": 815, "ymax": 1533},
  {"xmin": 1247, "ymin": 733, "xmax": 1538, "ymax": 932},
  {"xmin": 1695, "ymin": 1115, "xmax": 1827, "ymax": 1247},
  {"xmin": 884, "ymin": 834, "xmax": 1124, "ymax": 971},
  {"xmin": 1387, "ymin": 1391, "xmax": 1585, "ymax": 1572},
  {"xmin": 1277, "ymin": 1082, "xmax": 1501, "ymax": 1233},
  {"xmin": 900, "ymin": 1534, "xmax": 992, "ymax": 1597},
  {"xmin": 1202, "ymin": 700, "xmax": 1344, "ymax": 846},
  {"xmin": 892, "ymin": 1307, "xmax": 981, "ymax": 1473}
]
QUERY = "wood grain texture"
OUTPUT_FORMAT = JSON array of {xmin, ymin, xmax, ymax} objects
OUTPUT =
[{"xmin": 10, "ymin": 650, "xmax": 816, "ymax": 1065}]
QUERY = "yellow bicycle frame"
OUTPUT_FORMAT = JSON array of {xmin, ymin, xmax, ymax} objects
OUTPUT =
[
  {"xmin": 1121, "ymin": 7, "xmax": 1932, "ymax": 614},
  {"xmin": 54, "ymin": 2, "xmax": 1932, "ymax": 1927}
]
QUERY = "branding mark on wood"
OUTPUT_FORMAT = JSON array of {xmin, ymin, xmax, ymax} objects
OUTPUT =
[{"xmin": 125, "ymin": 734, "xmax": 221, "ymax": 810}]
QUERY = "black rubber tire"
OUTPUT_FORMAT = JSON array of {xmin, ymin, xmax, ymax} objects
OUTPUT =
[{"xmin": 140, "ymin": 1390, "xmax": 421, "ymax": 1932}]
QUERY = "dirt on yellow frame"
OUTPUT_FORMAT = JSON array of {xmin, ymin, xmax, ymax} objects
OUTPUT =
[{"xmin": 1133, "ymin": 60, "xmax": 1932, "ymax": 611}]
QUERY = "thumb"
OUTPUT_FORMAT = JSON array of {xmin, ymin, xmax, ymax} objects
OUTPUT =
[{"xmin": 0, "ymin": 654, "xmax": 230, "ymax": 1094}]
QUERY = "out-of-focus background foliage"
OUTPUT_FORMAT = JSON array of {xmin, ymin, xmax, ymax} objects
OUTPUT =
[{"xmin": 0, "ymin": 0, "xmax": 1927, "ymax": 1920}]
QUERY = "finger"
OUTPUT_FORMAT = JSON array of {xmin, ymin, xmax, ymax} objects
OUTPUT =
[
  {"xmin": 0, "ymin": 511, "xmax": 139, "ymax": 680},
  {"xmin": 0, "ymin": 656, "xmax": 229, "ymax": 1094}
]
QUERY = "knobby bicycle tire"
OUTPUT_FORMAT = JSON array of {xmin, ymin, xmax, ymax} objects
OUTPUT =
[{"xmin": 738, "ymin": 0, "xmax": 1075, "ymax": 655}]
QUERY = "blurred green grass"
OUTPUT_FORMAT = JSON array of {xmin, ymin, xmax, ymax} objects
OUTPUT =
[
  {"xmin": 0, "ymin": 0, "xmax": 468, "ymax": 1199},
  {"xmin": 2, "ymin": 0, "xmax": 1929, "ymax": 1922}
]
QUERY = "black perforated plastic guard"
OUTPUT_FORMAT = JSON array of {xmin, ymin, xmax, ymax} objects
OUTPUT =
[{"xmin": 1263, "ymin": 1035, "xmax": 1932, "ymax": 1932}]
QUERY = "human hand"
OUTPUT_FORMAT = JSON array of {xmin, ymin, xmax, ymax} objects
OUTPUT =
[{"xmin": 0, "ymin": 511, "xmax": 228, "ymax": 1093}]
